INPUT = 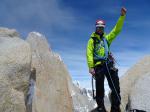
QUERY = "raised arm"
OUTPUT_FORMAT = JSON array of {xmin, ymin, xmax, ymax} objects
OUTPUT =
[{"xmin": 106, "ymin": 7, "xmax": 127, "ymax": 45}]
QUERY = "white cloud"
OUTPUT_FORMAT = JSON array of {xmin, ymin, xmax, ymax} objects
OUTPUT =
[{"xmin": 2, "ymin": 0, "xmax": 78, "ymax": 33}]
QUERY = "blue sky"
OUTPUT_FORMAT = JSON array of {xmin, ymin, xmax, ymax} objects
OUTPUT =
[{"xmin": 1, "ymin": 0, "xmax": 150, "ymax": 89}]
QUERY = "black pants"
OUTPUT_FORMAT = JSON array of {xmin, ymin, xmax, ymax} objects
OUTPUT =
[{"xmin": 94, "ymin": 63, "xmax": 121, "ymax": 108}]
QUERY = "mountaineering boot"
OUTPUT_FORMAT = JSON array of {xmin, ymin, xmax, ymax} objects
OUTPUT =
[
  {"xmin": 95, "ymin": 105, "xmax": 107, "ymax": 112},
  {"xmin": 96, "ymin": 107, "xmax": 107, "ymax": 112},
  {"xmin": 110, "ymin": 106, "xmax": 121, "ymax": 112},
  {"xmin": 90, "ymin": 106, "xmax": 107, "ymax": 112}
]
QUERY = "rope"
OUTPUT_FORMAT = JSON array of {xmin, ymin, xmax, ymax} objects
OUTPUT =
[{"xmin": 105, "ymin": 62, "xmax": 126, "ymax": 112}]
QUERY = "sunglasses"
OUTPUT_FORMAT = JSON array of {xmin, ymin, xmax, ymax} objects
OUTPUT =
[{"xmin": 96, "ymin": 27, "xmax": 104, "ymax": 30}]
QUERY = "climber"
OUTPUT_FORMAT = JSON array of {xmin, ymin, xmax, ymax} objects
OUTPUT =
[{"xmin": 86, "ymin": 7, "xmax": 127, "ymax": 112}]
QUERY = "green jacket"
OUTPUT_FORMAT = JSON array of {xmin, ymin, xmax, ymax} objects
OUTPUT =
[{"xmin": 86, "ymin": 15, "xmax": 126, "ymax": 69}]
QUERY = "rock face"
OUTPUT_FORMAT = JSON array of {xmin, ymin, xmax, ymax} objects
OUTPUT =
[
  {"xmin": 120, "ymin": 56, "xmax": 150, "ymax": 112},
  {"xmin": 0, "ymin": 28, "xmax": 31, "ymax": 112},
  {"xmin": 0, "ymin": 27, "xmax": 20, "ymax": 38},
  {"xmin": 130, "ymin": 73, "xmax": 150, "ymax": 111},
  {"xmin": 26, "ymin": 32, "xmax": 73, "ymax": 112}
]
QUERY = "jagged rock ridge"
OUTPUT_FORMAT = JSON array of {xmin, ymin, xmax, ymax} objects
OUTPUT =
[{"xmin": 0, "ymin": 27, "xmax": 97, "ymax": 112}]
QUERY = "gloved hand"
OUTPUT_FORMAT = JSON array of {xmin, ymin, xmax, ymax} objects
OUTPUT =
[
  {"xmin": 89, "ymin": 68, "xmax": 95, "ymax": 76},
  {"xmin": 121, "ymin": 7, "xmax": 127, "ymax": 16}
]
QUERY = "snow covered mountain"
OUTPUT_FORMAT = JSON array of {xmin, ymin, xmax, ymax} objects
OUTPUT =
[{"xmin": 71, "ymin": 81, "xmax": 96, "ymax": 112}]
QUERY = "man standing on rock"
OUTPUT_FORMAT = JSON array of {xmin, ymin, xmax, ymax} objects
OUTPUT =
[{"xmin": 86, "ymin": 7, "xmax": 127, "ymax": 112}]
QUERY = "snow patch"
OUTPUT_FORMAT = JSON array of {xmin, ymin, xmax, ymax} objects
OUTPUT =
[
  {"xmin": 71, "ymin": 89, "xmax": 76, "ymax": 96},
  {"xmin": 32, "ymin": 32, "xmax": 42, "ymax": 37}
]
